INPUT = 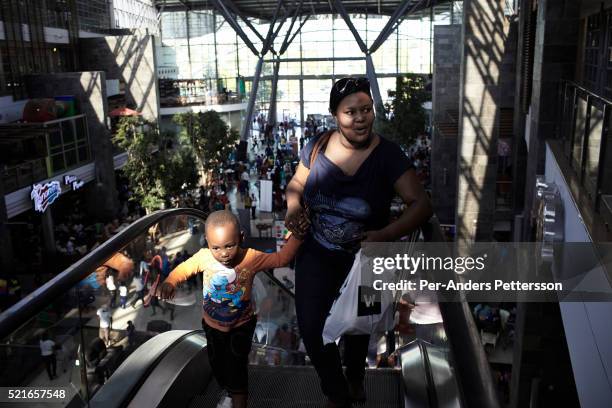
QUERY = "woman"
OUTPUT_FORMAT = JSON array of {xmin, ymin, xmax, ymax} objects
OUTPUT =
[{"xmin": 285, "ymin": 77, "xmax": 432, "ymax": 407}]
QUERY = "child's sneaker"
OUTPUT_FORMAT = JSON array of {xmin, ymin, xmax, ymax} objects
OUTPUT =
[{"xmin": 216, "ymin": 395, "xmax": 233, "ymax": 408}]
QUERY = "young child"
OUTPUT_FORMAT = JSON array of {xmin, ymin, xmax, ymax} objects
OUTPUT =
[{"xmin": 158, "ymin": 210, "xmax": 307, "ymax": 408}]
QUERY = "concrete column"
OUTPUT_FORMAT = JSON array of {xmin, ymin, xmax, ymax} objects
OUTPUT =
[
  {"xmin": 79, "ymin": 30, "xmax": 161, "ymax": 124},
  {"xmin": 456, "ymin": 0, "xmax": 510, "ymax": 243},
  {"xmin": 241, "ymin": 57, "xmax": 264, "ymax": 141},
  {"xmin": 267, "ymin": 59, "xmax": 281, "ymax": 128},
  {"xmin": 431, "ymin": 25, "xmax": 461, "ymax": 225},
  {"xmin": 40, "ymin": 209, "xmax": 56, "ymax": 256},
  {"xmin": 299, "ymin": 78, "xmax": 304, "ymax": 132},
  {"xmin": 365, "ymin": 54, "xmax": 383, "ymax": 108}
]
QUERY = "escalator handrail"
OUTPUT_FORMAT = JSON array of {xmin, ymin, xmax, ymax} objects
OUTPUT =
[
  {"xmin": 0, "ymin": 208, "xmax": 499, "ymax": 407},
  {"xmin": 418, "ymin": 340, "xmax": 439, "ymax": 408},
  {"xmin": 0, "ymin": 208, "xmax": 208, "ymax": 339},
  {"xmin": 421, "ymin": 217, "xmax": 501, "ymax": 408},
  {"xmin": 90, "ymin": 330, "xmax": 206, "ymax": 408},
  {"xmin": 262, "ymin": 270, "xmax": 295, "ymax": 298},
  {"xmin": 252, "ymin": 342, "xmax": 307, "ymax": 356}
]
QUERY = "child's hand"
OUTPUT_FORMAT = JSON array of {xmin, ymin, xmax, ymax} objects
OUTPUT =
[{"xmin": 157, "ymin": 282, "xmax": 176, "ymax": 300}]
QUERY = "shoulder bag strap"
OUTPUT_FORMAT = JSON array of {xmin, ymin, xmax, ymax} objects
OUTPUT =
[
  {"xmin": 309, "ymin": 130, "xmax": 333, "ymax": 169},
  {"xmin": 300, "ymin": 130, "xmax": 333, "ymax": 213}
]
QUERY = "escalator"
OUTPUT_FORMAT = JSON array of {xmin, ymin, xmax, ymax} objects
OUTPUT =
[
  {"xmin": 89, "ymin": 331, "xmax": 456, "ymax": 408},
  {"xmin": 0, "ymin": 208, "xmax": 499, "ymax": 408}
]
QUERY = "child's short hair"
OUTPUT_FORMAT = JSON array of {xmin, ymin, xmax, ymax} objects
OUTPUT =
[{"xmin": 205, "ymin": 210, "xmax": 240, "ymax": 233}]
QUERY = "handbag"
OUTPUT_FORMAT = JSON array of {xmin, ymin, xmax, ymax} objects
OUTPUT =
[{"xmin": 322, "ymin": 250, "xmax": 396, "ymax": 345}]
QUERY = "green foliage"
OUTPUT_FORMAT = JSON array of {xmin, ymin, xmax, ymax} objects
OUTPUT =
[
  {"xmin": 173, "ymin": 111, "xmax": 239, "ymax": 172},
  {"xmin": 375, "ymin": 74, "xmax": 429, "ymax": 148},
  {"xmin": 158, "ymin": 130, "xmax": 199, "ymax": 199},
  {"xmin": 112, "ymin": 116, "xmax": 198, "ymax": 212}
]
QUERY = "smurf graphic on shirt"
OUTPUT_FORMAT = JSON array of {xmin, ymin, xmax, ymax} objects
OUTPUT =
[
  {"xmin": 203, "ymin": 264, "xmax": 247, "ymax": 324},
  {"xmin": 205, "ymin": 269, "xmax": 243, "ymax": 307}
]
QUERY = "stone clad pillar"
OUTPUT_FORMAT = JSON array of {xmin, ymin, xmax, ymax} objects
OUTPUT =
[{"xmin": 456, "ymin": 0, "xmax": 511, "ymax": 243}]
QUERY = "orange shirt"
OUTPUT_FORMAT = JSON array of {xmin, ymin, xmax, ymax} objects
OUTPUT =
[{"xmin": 164, "ymin": 236, "xmax": 300, "ymax": 331}]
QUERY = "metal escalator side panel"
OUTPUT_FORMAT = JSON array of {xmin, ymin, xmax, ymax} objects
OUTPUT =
[
  {"xmin": 90, "ymin": 330, "xmax": 205, "ymax": 408},
  {"xmin": 400, "ymin": 341, "xmax": 430, "ymax": 408},
  {"xmin": 128, "ymin": 331, "xmax": 210, "ymax": 408},
  {"xmin": 421, "ymin": 342, "xmax": 462, "ymax": 408}
]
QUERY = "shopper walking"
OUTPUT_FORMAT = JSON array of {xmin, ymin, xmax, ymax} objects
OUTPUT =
[{"xmin": 285, "ymin": 77, "xmax": 432, "ymax": 407}]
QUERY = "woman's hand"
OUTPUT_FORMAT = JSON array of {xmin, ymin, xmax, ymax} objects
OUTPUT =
[
  {"xmin": 362, "ymin": 230, "xmax": 388, "ymax": 242},
  {"xmin": 285, "ymin": 205, "xmax": 310, "ymax": 238}
]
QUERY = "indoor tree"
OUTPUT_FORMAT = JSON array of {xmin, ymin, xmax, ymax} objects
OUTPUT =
[
  {"xmin": 375, "ymin": 74, "xmax": 429, "ymax": 148},
  {"xmin": 173, "ymin": 111, "xmax": 239, "ymax": 173},
  {"xmin": 112, "ymin": 117, "xmax": 198, "ymax": 212}
]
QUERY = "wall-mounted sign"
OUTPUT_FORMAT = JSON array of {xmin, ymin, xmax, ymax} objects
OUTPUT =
[
  {"xmin": 64, "ymin": 175, "xmax": 84, "ymax": 191},
  {"xmin": 31, "ymin": 181, "xmax": 61, "ymax": 213}
]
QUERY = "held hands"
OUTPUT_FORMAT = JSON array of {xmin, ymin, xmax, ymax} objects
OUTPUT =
[
  {"xmin": 285, "ymin": 205, "xmax": 310, "ymax": 240},
  {"xmin": 157, "ymin": 282, "xmax": 176, "ymax": 300}
]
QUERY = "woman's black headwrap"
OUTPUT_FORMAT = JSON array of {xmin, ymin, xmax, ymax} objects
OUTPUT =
[{"xmin": 329, "ymin": 77, "xmax": 372, "ymax": 114}]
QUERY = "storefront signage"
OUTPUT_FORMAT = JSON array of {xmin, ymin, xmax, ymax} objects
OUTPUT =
[
  {"xmin": 64, "ymin": 175, "xmax": 84, "ymax": 191},
  {"xmin": 31, "ymin": 181, "xmax": 61, "ymax": 213}
]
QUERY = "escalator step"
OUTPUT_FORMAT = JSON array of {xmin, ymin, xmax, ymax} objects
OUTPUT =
[{"xmin": 190, "ymin": 365, "xmax": 402, "ymax": 408}]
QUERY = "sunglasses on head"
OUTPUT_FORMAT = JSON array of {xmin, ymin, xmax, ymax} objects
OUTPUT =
[{"xmin": 333, "ymin": 77, "xmax": 370, "ymax": 94}]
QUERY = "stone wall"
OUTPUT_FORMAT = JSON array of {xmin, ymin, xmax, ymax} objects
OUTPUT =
[
  {"xmin": 456, "ymin": 0, "xmax": 513, "ymax": 242},
  {"xmin": 433, "ymin": 25, "xmax": 462, "ymax": 123},
  {"xmin": 431, "ymin": 25, "xmax": 461, "ymax": 225},
  {"xmin": 80, "ymin": 30, "xmax": 160, "ymax": 123}
]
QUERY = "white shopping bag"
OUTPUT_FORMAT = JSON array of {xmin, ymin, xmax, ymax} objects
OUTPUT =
[{"xmin": 322, "ymin": 250, "xmax": 396, "ymax": 345}]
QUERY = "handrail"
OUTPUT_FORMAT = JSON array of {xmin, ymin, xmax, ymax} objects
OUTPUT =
[
  {"xmin": 0, "ymin": 209, "xmax": 500, "ymax": 407},
  {"xmin": 0, "ymin": 208, "xmax": 208, "ymax": 339},
  {"xmin": 262, "ymin": 270, "xmax": 295, "ymax": 298},
  {"xmin": 421, "ymin": 217, "xmax": 501, "ymax": 408},
  {"xmin": 90, "ymin": 330, "xmax": 206, "ymax": 408},
  {"xmin": 418, "ymin": 340, "xmax": 439, "ymax": 408},
  {"xmin": 563, "ymin": 80, "xmax": 612, "ymax": 106},
  {"xmin": 252, "ymin": 342, "xmax": 306, "ymax": 356}
]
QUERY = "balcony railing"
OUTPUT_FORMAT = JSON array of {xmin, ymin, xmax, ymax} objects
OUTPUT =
[
  {"xmin": 159, "ymin": 78, "xmax": 245, "ymax": 107},
  {"xmin": 558, "ymin": 81, "xmax": 612, "ymax": 211},
  {"xmin": 0, "ymin": 114, "xmax": 92, "ymax": 193},
  {"xmin": 1, "ymin": 159, "xmax": 48, "ymax": 192}
]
